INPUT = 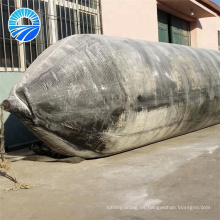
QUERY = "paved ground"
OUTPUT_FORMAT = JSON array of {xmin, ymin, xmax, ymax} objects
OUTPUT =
[{"xmin": 0, "ymin": 125, "xmax": 220, "ymax": 220}]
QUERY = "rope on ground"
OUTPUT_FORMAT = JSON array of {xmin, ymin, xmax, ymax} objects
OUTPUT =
[{"xmin": 0, "ymin": 105, "xmax": 34, "ymax": 192}]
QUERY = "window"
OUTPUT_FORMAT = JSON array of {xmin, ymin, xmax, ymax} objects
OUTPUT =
[
  {"xmin": 0, "ymin": 0, "xmax": 102, "ymax": 71},
  {"xmin": 21, "ymin": 0, "xmax": 48, "ymax": 66},
  {"xmin": 55, "ymin": 0, "xmax": 100, "ymax": 38},
  {"xmin": 0, "ymin": 0, "xmax": 19, "ymax": 70},
  {"xmin": 56, "ymin": 4, "xmax": 76, "ymax": 40},
  {"xmin": 157, "ymin": 9, "xmax": 191, "ymax": 46},
  {"xmin": 79, "ymin": 11, "xmax": 96, "ymax": 34}
]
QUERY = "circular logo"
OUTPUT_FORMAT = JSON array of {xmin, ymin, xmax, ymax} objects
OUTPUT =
[{"xmin": 8, "ymin": 8, "xmax": 41, "ymax": 42}]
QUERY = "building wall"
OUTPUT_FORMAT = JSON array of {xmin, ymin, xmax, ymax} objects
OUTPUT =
[
  {"xmin": 195, "ymin": 17, "xmax": 220, "ymax": 50},
  {"xmin": 101, "ymin": 0, "xmax": 220, "ymax": 50},
  {"xmin": 190, "ymin": 20, "xmax": 198, "ymax": 48},
  {"xmin": 101, "ymin": 0, "xmax": 159, "ymax": 41},
  {"xmin": 0, "ymin": 72, "xmax": 38, "ymax": 148},
  {"xmin": 0, "ymin": 72, "xmax": 23, "ymax": 123},
  {"xmin": 183, "ymin": 16, "xmax": 220, "ymax": 51}
]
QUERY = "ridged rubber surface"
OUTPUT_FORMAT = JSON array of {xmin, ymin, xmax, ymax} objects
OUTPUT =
[{"xmin": 4, "ymin": 35, "xmax": 220, "ymax": 158}]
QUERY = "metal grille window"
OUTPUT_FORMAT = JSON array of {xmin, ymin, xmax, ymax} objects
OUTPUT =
[
  {"xmin": 21, "ymin": 0, "xmax": 48, "ymax": 66},
  {"xmin": 0, "ymin": 0, "xmax": 19, "ymax": 70},
  {"xmin": 56, "ymin": 4, "xmax": 77, "ymax": 40},
  {"xmin": 79, "ymin": 11, "xmax": 95, "ymax": 34},
  {"xmin": 0, "ymin": 0, "xmax": 102, "ymax": 71},
  {"xmin": 55, "ymin": 0, "xmax": 101, "ymax": 38}
]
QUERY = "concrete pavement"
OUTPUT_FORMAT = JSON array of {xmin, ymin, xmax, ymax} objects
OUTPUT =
[{"xmin": 1, "ymin": 125, "xmax": 220, "ymax": 220}]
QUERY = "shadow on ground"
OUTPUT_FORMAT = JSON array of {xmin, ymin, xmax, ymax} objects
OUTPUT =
[{"xmin": 0, "ymin": 114, "xmax": 38, "ymax": 151}]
